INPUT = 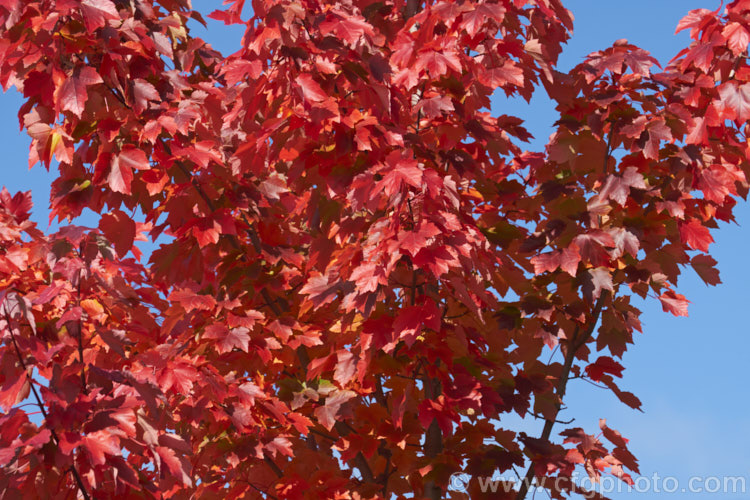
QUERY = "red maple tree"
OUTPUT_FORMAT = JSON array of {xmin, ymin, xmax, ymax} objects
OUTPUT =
[{"xmin": 0, "ymin": 0, "xmax": 747, "ymax": 499}]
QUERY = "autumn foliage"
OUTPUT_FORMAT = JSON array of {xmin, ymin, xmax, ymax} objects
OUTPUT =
[{"xmin": 0, "ymin": 0, "xmax": 748, "ymax": 498}]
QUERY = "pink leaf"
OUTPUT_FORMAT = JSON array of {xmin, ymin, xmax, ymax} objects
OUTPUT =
[
  {"xmin": 83, "ymin": 431, "xmax": 120, "ymax": 466},
  {"xmin": 107, "ymin": 154, "xmax": 134, "ymax": 194},
  {"xmin": 719, "ymin": 81, "xmax": 750, "ymax": 123},
  {"xmin": 118, "ymin": 148, "xmax": 150, "ymax": 171},
  {"xmin": 659, "ymin": 290, "xmax": 689, "ymax": 317}
]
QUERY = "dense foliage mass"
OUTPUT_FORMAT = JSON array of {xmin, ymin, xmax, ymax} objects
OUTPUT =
[{"xmin": 0, "ymin": 0, "xmax": 748, "ymax": 498}]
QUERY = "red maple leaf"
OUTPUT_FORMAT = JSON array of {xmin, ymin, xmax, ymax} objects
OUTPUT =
[
  {"xmin": 376, "ymin": 154, "xmax": 423, "ymax": 197},
  {"xmin": 319, "ymin": 14, "xmax": 374, "ymax": 45},
  {"xmin": 80, "ymin": 0, "xmax": 120, "ymax": 32},
  {"xmin": 415, "ymin": 50, "xmax": 462, "ymax": 78},
  {"xmin": 461, "ymin": 3, "xmax": 506, "ymax": 37},
  {"xmin": 585, "ymin": 356, "xmax": 625, "ymax": 382},
  {"xmin": 0, "ymin": 375, "xmax": 29, "ymax": 413},
  {"xmin": 582, "ymin": 267, "xmax": 614, "ymax": 301},
  {"xmin": 691, "ymin": 254, "xmax": 721, "ymax": 285},
  {"xmin": 58, "ymin": 67, "xmax": 102, "ymax": 117},
  {"xmin": 719, "ymin": 81, "xmax": 750, "ymax": 123},
  {"xmin": 108, "ymin": 154, "xmax": 134, "ymax": 194},
  {"xmin": 675, "ymin": 9, "xmax": 712, "ymax": 36},
  {"xmin": 82, "ymin": 431, "xmax": 120, "ymax": 466},
  {"xmin": 478, "ymin": 61, "xmax": 524, "ymax": 88},
  {"xmin": 333, "ymin": 350, "xmax": 357, "ymax": 386},
  {"xmin": 0, "ymin": 188, "xmax": 32, "ymax": 222},
  {"xmin": 99, "ymin": 210, "xmax": 136, "ymax": 257},
  {"xmin": 156, "ymin": 446, "xmax": 192, "ymax": 486},
  {"xmin": 168, "ymin": 288, "xmax": 216, "ymax": 312},
  {"xmin": 204, "ymin": 325, "xmax": 251, "ymax": 354},
  {"xmin": 132, "ymin": 79, "xmax": 159, "ymax": 113},
  {"xmin": 314, "ymin": 390, "xmax": 356, "ymax": 431},
  {"xmin": 296, "ymin": 73, "xmax": 327, "ymax": 103},
  {"xmin": 117, "ymin": 148, "xmax": 150, "ymax": 172},
  {"xmin": 679, "ymin": 220, "xmax": 714, "ymax": 252},
  {"xmin": 723, "ymin": 22, "xmax": 750, "ymax": 55}
]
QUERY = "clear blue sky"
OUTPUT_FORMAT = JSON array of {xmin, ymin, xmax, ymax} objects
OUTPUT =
[
  {"xmin": 1, "ymin": 1, "xmax": 747, "ymax": 498},
  {"xmin": 502, "ymin": 2, "xmax": 750, "ymax": 498}
]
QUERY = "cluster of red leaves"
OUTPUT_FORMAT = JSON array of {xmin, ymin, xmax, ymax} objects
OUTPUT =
[{"xmin": 0, "ymin": 0, "xmax": 747, "ymax": 499}]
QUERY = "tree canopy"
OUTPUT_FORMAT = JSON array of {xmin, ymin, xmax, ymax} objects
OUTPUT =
[{"xmin": 0, "ymin": 0, "xmax": 747, "ymax": 498}]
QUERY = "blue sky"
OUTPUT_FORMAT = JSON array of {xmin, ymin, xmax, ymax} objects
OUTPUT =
[
  {"xmin": 506, "ymin": 1, "xmax": 750, "ymax": 498},
  {"xmin": 1, "ymin": 1, "xmax": 747, "ymax": 498}
]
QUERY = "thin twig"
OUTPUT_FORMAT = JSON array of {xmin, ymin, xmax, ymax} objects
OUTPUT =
[
  {"xmin": 526, "ymin": 410, "xmax": 575, "ymax": 425},
  {"xmin": 247, "ymin": 481, "xmax": 279, "ymax": 500},
  {"xmin": 573, "ymin": 376, "xmax": 609, "ymax": 390}
]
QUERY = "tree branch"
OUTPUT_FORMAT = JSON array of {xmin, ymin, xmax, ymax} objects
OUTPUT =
[
  {"xmin": 404, "ymin": 0, "xmax": 421, "ymax": 20},
  {"xmin": 76, "ymin": 275, "xmax": 87, "ymax": 394},
  {"xmin": 602, "ymin": 126, "xmax": 614, "ymax": 175},
  {"xmin": 334, "ymin": 422, "xmax": 376, "ymax": 483},
  {"xmin": 166, "ymin": 144, "xmax": 286, "ymax": 319},
  {"xmin": 422, "ymin": 362, "xmax": 443, "ymax": 500},
  {"xmin": 515, "ymin": 291, "xmax": 608, "ymax": 500},
  {"xmin": 2, "ymin": 309, "xmax": 91, "ymax": 500},
  {"xmin": 174, "ymin": 160, "xmax": 217, "ymax": 213},
  {"xmin": 246, "ymin": 481, "xmax": 279, "ymax": 500},
  {"xmin": 378, "ymin": 441, "xmax": 394, "ymax": 497},
  {"xmin": 263, "ymin": 453, "xmax": 284, "ymax": 478},
  {"xmin": 173, "ymin": 136, "xmax": 387, "ymax": 492}
]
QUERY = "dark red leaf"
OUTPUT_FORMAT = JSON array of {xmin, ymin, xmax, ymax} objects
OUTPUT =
[
  {"xmin": 691, "ymin": 254, "xmax": 721, "ymax": 285},
  {"xmin": 585, "ymin": 356, "xmax": 625, "ymax": 382},
  {"xmin": 99, "ymin": 209, "xmax": 136, "ymax": 257},
  {"xmin": 204, "ymin": 325, "xmax": 250, "ymax": 354}
]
